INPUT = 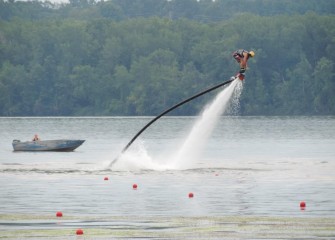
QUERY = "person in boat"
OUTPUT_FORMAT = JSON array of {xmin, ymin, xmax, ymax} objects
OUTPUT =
[
  {"xmin": 232, "ymin": 49, "xmax": 255, "ymax": 77},
  {"xmin": 32, "ymin": 134, "xmax": 40, "ymax": 141}
]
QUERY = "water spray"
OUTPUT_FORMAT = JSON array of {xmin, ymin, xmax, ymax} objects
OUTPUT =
[
  {"xmin": 110, "ymin": 77, "xmax": 237, "ymax": 167},
  {"xmin": 173, "ymin": 79, "xmax": 242, "ymax": 169}
]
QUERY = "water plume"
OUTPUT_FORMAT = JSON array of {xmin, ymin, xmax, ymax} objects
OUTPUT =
[
  {"xmin": 172, "ymin": 80, "xmax": 242, "ymax": 169},
  {"xmin": 110, "ymin": 79, "xmax": 243, "ymax": 171}
]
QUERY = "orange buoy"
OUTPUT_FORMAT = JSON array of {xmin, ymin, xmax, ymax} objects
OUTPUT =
[
  {"xmin": 56, "ymin": 211, "xmax": 63, "ymax": 217},
  {"xmin": 76, "ymin": 229, "xmax": 84, "ymax": 235},
  {"xmin": 188, "ymin": 192, "xmax": 194, "ymax": 198},
  {"xmin": 133, "ymin": 184, "xmax": 138, "ymax": 190}
]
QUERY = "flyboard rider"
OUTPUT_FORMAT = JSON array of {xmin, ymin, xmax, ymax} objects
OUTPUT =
[{"xmin": 232, "ymin": 49, "xmax": 255, "ymax": 80}]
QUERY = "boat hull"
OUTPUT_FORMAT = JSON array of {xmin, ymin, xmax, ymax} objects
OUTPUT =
[{"xmin": 12, "ymin": 139, "xmax": 85, "ymax": 152}]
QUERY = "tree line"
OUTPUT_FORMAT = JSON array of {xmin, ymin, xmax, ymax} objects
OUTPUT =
[
  {"xmin": 0, "ymin": 0, "xmax": 334, "ymax": 116},
  {"xmin": 1, "ymin": 0, "xmax": 334, "ymax": 22}
]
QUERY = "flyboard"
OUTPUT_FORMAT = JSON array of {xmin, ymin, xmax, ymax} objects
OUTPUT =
[{"xmin": 109, "ymin": 74, "xmax": 244, "ymax": 167}]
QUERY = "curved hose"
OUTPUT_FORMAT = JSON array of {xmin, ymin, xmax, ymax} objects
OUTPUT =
[{"xmin": 110, "ymin": 78, "xmax": 235, "ymax": 167}]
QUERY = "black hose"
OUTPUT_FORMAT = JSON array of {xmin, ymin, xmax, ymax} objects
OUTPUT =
[{"xmin": 110, "ymin": 77, "xmax": 235, "ymax": 167}]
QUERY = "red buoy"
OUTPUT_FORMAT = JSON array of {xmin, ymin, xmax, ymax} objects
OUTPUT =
[
  {"xmin": 76, "ymin": 229, "xmax": 84, "ymax": 235},
  {"xmin": 56, "ymin": 211, "xmax": 63, "ymax": 217},
  {"xmin": 300, "ymin": 201, "xmax": 306, "ymax": 209},
  {"xmin": 104, "ymin": 177, "xmax": 109, "ymax": 181},
  {"xmin": 133, "ymin": 184, "xmax": 138, "ymax": 190},
  {"xmin": 188, "ymin": 192, "xmax": 194, "ymax": 198}
]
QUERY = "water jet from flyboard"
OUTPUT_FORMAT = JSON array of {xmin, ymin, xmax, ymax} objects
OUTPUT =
[{"xmin": 109, "ymin": 77, "xmax": 239, "ymax": 167}]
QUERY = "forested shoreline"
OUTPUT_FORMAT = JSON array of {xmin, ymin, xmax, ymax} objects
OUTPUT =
[{"xmin": 0, "ymin": 0, "xmax": 334, "ymax": 116}]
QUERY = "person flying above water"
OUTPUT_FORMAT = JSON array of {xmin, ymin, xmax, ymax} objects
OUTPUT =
[{"xmin": 232, "ymin": 49, "xmax": 255, "ymax": 80}]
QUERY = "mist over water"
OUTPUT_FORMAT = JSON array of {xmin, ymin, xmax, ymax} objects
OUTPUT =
[
  {"xmin": 112, "ymin": 79, "xmax": 243, "ymax": 171},
  {"xmin": 110, "ymin": 140, "xmax": 171, "ymax": 171}
]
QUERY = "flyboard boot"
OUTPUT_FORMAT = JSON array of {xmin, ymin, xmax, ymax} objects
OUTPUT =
[
  {"xmin": 231, "ymin": 72, "xmax": 245, "ymax": 81},
  {"xmin": 236, "ymin": 72, "xmax": 245, "ymax": 80}
]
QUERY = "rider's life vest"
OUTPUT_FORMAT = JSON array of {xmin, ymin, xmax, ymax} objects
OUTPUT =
[{"xmin": 232, "ymin": 49, "xmax": 249, "ymax": 62}]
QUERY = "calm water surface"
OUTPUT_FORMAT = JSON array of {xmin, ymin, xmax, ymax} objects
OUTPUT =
[{"xmin": 0, "ymin": 116, "xmax": 334, "ymax": 217}]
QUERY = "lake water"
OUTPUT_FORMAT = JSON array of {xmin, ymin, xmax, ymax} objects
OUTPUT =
[{"xmin": 1, "ymin": 116, "xmax": 334, "ymax": 219}]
